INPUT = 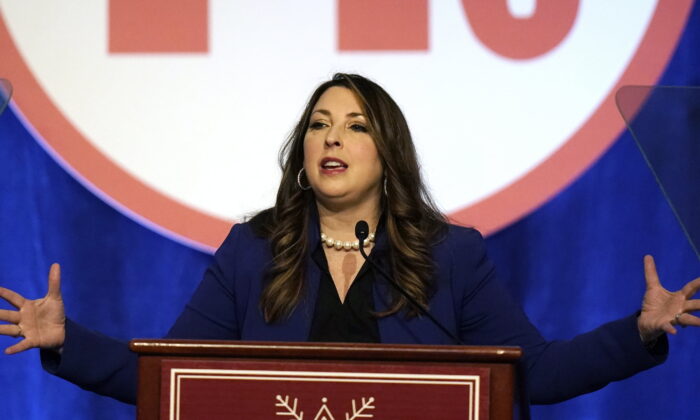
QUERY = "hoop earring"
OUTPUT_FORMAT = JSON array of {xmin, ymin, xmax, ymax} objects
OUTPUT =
[
  {"xmin": 297, "ymin": 168, "xmax": 311, "ymax": 191},
  {"xmin": 383, "ymin": 177, "xmax": 388, "ymax": 196}
]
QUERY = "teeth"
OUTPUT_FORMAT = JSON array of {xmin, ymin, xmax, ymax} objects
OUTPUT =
[{"xmin": 323, "ymin": 161, "xmax": 344, "ymax": 168}]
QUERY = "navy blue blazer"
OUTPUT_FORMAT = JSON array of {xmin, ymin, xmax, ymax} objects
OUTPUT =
[{"xmin": 42, "ymin": 218, "xmax": 667, "ymax": 410}]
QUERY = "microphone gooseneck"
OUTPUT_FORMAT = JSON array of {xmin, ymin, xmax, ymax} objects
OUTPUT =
[{"xmin": 354, "ymin": 220, "xmax": 463, "ymax": 345}]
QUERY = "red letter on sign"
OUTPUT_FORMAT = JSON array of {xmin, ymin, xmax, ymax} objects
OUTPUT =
[
  {"xmin": 338, "ymin": 0, "xmax": 428, "ymax": 51},
  {"xmin": 109, "ymin": 0, "xmax": 208, "ymax": 53},
  {"xmin": 461, "ymin": 0, "xmax": 579, "ymax": 59}
]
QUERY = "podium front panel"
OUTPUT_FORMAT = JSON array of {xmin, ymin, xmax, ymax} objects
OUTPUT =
[
  {"xmin": 131, "ymin": 340, "xmax": 520, "ymax": 420},
  {"xmin": 159, "ymin": 358, "xmax": 491, "ymax": 420}
]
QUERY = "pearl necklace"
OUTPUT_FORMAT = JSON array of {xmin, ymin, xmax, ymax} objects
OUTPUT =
[{"xmin": 321, "ymin": 231, "xmax": 375, "ymax": 251}]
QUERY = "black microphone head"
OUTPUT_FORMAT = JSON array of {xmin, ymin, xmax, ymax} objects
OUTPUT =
[{"xmin": 355, "ymin": 220, "xmax": 369, "ymax": 241}]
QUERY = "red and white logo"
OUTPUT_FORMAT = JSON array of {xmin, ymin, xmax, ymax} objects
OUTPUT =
[{"xmin": 0, "ymin": 1, "xmax": 692, "ymax": 251}]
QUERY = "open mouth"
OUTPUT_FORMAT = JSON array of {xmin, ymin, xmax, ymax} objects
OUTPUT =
[{"xmin": 320, "ymin": 158, "xmax": 348, "ymax": 173}]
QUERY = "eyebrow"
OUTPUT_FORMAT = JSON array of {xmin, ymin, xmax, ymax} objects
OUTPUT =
[{"xmin": 311, "ymin": 109, "xmax": 365, "ymax": 118}]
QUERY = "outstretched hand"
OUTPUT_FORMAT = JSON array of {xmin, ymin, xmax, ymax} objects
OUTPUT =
[
  {"xmin": 0, "ymin": 263, "xmax": 66, "ymax": 354},
  {"xmin": 638, "ymin": 255, "xmax": 700, "ymax": 343}
]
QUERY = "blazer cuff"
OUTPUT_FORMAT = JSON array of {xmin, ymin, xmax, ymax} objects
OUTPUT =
[
  {"xmin": 39, "ymin": 317, "xmax": 137, "ymax": 405},
  {"xmin": 620, "ymin": 312, "xmax": 668, "ymax": 366},
  {"xmin": 40, "ymin": 318, "xmax": 96, "ymax": 378}
]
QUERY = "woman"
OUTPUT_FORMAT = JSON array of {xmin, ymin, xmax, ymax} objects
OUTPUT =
[{"xmin": 0, "ymin": 74, "xmax": 698, "ymax": 411}]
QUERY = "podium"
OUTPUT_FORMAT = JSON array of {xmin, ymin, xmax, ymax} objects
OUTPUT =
[{"xmin": 130, "ymin": 339, "xmax": 522, "ymax": 419}]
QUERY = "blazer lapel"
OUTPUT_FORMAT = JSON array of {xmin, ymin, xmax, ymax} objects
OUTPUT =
[
  {"xmin": 279, "ymin": 205, "xmax": 323, "ymax": 340},
  {"xmin": 243, "ymin": 204, "xmax": 321, "ymax": 342},
  {"xmin": 373, "ymin": 246, "xmax": 455, "ymax": 345}
]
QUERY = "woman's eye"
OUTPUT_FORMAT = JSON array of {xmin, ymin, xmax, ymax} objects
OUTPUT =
[
  {"xmin": 349, "ymin": 123, "xmax": 368, "ymax": 133},
  {"xmin": 308, "ymin": 121, "xmax": 326, "ymax": 130}
]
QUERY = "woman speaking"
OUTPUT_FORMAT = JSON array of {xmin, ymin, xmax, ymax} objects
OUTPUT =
[{"xmin": 1, "ymin": 74, "xmax": 698, "ymax": 413}]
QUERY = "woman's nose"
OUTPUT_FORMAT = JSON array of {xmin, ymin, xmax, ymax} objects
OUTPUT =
[{"xmin": 324, "ymin": 128, "xmax": 342, "ymax": 148}]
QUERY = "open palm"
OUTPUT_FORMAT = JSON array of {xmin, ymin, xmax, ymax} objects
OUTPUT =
[
  {"xmin": 0, "ymin": 263, "xmax": 66, "ymax": 354},
  {"xmin": 638, "ymin": 255, "xmax": 700, "ymax": 342}
]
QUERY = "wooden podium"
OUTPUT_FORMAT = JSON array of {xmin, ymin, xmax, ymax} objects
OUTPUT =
[{"xmin": 130, "ymin": 339, "xmax": 521, "ymax": 420}]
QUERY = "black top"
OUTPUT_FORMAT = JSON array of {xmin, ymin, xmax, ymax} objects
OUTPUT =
[{"xmin": 308, "ymin": 239, "xmax": 381, "ymax": 343}]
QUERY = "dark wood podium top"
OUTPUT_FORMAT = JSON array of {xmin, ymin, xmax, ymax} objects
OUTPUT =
[{"xmin": 130, "ymin": 339, "xmax": 522, "ymax": 363}]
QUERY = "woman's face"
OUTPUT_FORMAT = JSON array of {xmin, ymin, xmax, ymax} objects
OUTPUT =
[{"xmin": 303, "ymin": 86, "xmax": 383, "ymax": 210}]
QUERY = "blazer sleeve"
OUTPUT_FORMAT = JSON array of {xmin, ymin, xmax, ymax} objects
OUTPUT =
[
  {"xmin": 455, "ymin": 228, "xmax": 667, "ymax": 404},
  {"xmin": 40, "ymin": 223, "xmax": 245, "ymax": 405}
]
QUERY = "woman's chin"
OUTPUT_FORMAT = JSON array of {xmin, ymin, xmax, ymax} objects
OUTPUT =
[
  {"xmin": 314, "ymin": 188, "xmax": 350, "ymax": 203},
  {"xmin": 313, "ymin": 188, "xmax": 381, "ymax": 211}
]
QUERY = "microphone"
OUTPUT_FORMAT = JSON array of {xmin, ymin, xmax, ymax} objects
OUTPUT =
[{"xmin": 355, "ymin": 220, "xmax": 463, "ymax": 345}]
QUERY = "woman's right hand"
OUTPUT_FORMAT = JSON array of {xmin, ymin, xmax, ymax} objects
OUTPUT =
[{"xmin": 0, "ymin": 263, "xmax": 66, "ymax": 354}]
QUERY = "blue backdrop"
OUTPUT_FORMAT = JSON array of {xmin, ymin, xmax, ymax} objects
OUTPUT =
[{"xmin": 1, "ymin": 4, "xmax": 700, "ymax": 419}]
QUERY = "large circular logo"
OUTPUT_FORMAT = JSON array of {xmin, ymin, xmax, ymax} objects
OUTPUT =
[{"xmin": 0, "ymin": 1, "xmax": 692, "ymax": 252}]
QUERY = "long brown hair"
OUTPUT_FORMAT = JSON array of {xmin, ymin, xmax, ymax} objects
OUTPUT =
[{"xmin": 253, "ymin": 73, "xmax": 447, "ymax": 323}]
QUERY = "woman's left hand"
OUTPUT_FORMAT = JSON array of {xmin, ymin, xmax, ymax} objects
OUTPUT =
[{"xmin": 638, "ymin": 255, "xmax": 700, "ymax": 343}]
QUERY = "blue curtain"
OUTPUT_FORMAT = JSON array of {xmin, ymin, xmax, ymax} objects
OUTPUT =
[{"xmin": 1, "ymin": 4, "xmax": 699, "ymax": 419}]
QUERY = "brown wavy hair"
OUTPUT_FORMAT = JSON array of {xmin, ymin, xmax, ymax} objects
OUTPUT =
[{"xmin": 252, "ymin": 73, "xmax": 447, "ymax": 323}]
